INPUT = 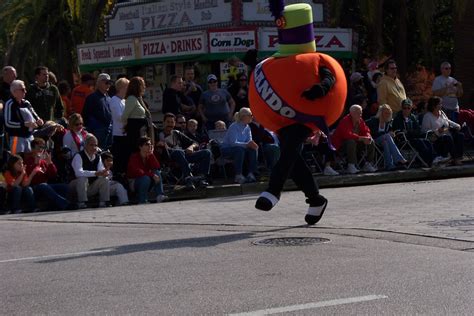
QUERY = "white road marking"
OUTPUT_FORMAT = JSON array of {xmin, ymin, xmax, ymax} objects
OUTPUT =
[
  {"xmin": 229, "ymin": 295, "xmax": 388, "ymax": 316},
  {"xmin": 0, "ymin": 249, "xmax": 114, "ymax": 263}
]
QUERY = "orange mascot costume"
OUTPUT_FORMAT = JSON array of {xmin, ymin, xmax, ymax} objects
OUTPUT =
[{"xmin": 251, "ymin": 1, "xmax": 347, "ymax": 225}]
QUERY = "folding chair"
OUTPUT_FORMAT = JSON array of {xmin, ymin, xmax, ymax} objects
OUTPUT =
[
  {"xmin": 302, "ymin": 144, "xmax": 324, "ymax": 174},
  {"xmin": 395, "ymin": 131, "xmax": 430, "ymax": 168},
  {"xmin": 357, "ymin": 142, "xmax": 384, "ymax": 170}
]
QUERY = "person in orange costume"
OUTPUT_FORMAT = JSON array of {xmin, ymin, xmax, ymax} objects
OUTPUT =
[{"xmin": 250, "ymin": 1, "xmax": 346, "ymax": 225}]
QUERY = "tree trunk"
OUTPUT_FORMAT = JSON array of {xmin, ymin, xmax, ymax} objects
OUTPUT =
[
  {"xmin": 395, "ymin": 0, "xmax": 408, "ymax": 79},
  {"xmin": 454, "ymin": 1, "xmax": 474, "ymax": 108}
]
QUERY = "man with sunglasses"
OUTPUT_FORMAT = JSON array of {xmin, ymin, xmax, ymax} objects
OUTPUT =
[
  {"xmin": 26, "ymin": 66, "xmax": 64, "ymax": 122},
  {"xmin": 82, "ymin": 73, "xmax": 113, "ymax": 149},
  {"xmin": 432, "ymin": 62, "xmax": 463, "ymax": 122},
  {"xmin": 377, "ymin": 59, "xmax": 407, "ymax": 113}
]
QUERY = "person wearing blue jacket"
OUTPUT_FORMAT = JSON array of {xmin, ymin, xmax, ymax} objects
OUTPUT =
[
  {"xmin": 82, "ymin": 73, "xmax": 112, "ymax": 149},
  {"xmin": 220, "ymin": 107, "xmax": 258, "ymax": 184}
]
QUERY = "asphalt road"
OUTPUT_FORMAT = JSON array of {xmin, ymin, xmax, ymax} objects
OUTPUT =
[{"xmin": 1, "ymin": 178, "xmax": 473, "ymax": 315}]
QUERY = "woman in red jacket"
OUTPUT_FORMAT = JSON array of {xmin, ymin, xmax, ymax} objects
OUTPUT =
[
  {"xmin": 127, "ymin": 136, "xmax": 167, "ymax": 204},
  {"xmin": 331, "ymin": 104, "xmax": 377, "ymax": 174}
]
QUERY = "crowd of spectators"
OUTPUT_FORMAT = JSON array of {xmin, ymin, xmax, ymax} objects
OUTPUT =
[{"xmin": 0, "ymin": 58, "xmax": 472, "ymax": 213}]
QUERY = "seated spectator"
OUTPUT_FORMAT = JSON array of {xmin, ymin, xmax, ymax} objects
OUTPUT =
[
  {"xmin": 175, "ymin": 114, "xmax": 187, "ymax": 132},
  {"xmin": 157, "ymin": 113, "xmax": 211, "ymax": 189},
  {"xmin": 422, "ymin": 96, "xmax": 464, "ymax": 165},
  {"xmin": 127, "ymin": 136, "xmax": 167, "ymax": 204},
  {"xmin": 392, "ymin": 99, "xmax": 437, "ymax": 166},
  {"xmin": 249, "ymin": 120, "xmax": 280, "ymax": 170},
  {"xmin": 0, "ymin": 172, "xmax": 6, "ymax": 214},
  {"xmin": 24, "ymin": 138, "xmax": 70, "ymax": 210},
  {"xmin": 69, "ymin": 134, "xmax": 110, "ymax": 209},
  {"xmin": 198, "ymin": 74, "xmax": 236, "ymax": 131},
  {"xmin": 63, "ymin": 113, "xmax": 88, "ymax": 156},
  {"xmin": 101, "ymin": 151, "xmax": 129, "ymax": 206},
  {"xmin": 34, "ymin": 120, "xmax": 66, "ymax": 155},
  {"xmin": 4, "ymin": 154, "xmax": 37, "ymax": 213},
  {"xmin": 214, "ymin": 120, "xmax": 227, "ymax": 131},
  {"xmin": 220, "ymin": 107, "xmax": 258, "ymax": 184},
  {"xmin": 4, "ymin": 80, "xmax": 44, "ymax": 154},
  {"xmin": 415, "ymin": 101, "xmax": 427, "ymax": 126},
  {"xmin": 366, "ymin": 104, "xmax": 407, "ymax": 170},
  {"xmin": 305, "ymin": 130, "xmax": 339, "ymax": 176},
  {"xmin": 332, "ymin": 104, "xmax": 377, "ymax": 174},
  {"xmin": 185, "ymin": 119, "xmax": 207, "ymax": 145}
]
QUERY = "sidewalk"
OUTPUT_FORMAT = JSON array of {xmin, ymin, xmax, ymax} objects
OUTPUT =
[{"xmin": 168, "ymin": 162, "xmax": 474, "ymax": 200}]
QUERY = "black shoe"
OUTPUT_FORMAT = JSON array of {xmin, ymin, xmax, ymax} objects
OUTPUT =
[
  {"xmin": 185, "ymin": 177, "xmax": 196, "ymax": 190},
  {"xmin": 304, "ymin": 195, "xmax": 328, "ymax": 225},
  {"xmin": 255, "ymin": 197, "xmax": 273, "ymax": 211}
]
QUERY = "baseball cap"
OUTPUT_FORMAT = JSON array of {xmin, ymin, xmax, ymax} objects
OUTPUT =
[
  {"xmin": 97, "ymin": 73, "xmax": 112, "ymax": 83},
  {"xmin": 401, "ymin": 98, "xmax": 413, "ymax": 107},
  {"xmin": 350, "ymin": 72, "xmax": 364, "ymax": 83},
  {"xmin": 207, "ymin": 74, "xmax": 217, "ymax": 82}
]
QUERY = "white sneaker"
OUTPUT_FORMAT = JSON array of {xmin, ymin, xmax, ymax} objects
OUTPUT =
[
  {"xmin": 362, "ymin": 162, "xmax": 377, "ymax": 172},
  {"xmin": 156, "ymin": 195, "xmax": 168, "ymax": 203},
  {"xmin": 246, "ymin": 173, "xmax": 257, "ymax": 183},
  {"xmin": 323, "ymin": 166, "xmax": 339, "ymax": 176},
  {"xmin": 432, "ymin": 156, "xmax": 449, "ymax": 165},
  {"xmin": 234, "ymin": 174, "xmax": 247, "ymax": 184},
  {"xmin": 346, "ymin": 164, "xmax": 359, "ymax": 174}
]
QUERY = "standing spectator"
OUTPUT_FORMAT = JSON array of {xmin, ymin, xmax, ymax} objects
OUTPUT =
[
  {"xmin": 63, "ymin": 113, "xmax": 88, "ymax": 156},
  {"xmin": 69, "ymin": 134, "xmax": 110, "ymax": 209},
  {"xmin": 127, "ymin": 136, "xmax": 167, "ymax": 204},
  {"xmin": 82, "ymin": 73, "xmax": 112, "ymax": 149},
  {"xmin": 26, "ymin": 66, "xmax": 64, "ymax": 121},
  {"xmin": 101, "ymin": 151, "xmax": 129, "ymax": 206},
  {"xmin": 122, "ymin": 76, "xmax": 154, "ymax": 164},
  {"xmin": 432, "ymin": 62, "xmax": 463, "ymax": 122},
  {"xmin": 183, "ymin": 66, "xmax": 203, "ymax": 108},
  {"xmin": 57, "ymin": 80, "xmax": 72, "ymax": 117},
  {"xmin": 3, "ymin": 154, "xmax": 38, "ymax": 213},
  {"xmin": 422, "ymin": 96, "xmax": 464, "ymax": 166},
  {"xmin": 0, "ymin": 172, "xmax": 6, "ymax": 214},
  {"xmin": 4, "ymin": 80, "xmax": 43, "ymax": 154},
  {"xmin": 227, "ymin": 72, "xmax": 249, "ymax": 114},
  {"xmin": 24, "ymin": 138, "xmax": 70, "ymax": 210},
  {"xmin": 377, "ymin": 60, "xmax": 407, "ymax": 113},
  {"xmin": 71, "ymin": 73, "xmax": 94, "ymax": 115},
  {"xmin": 198, "ymin": 74, "xmax": 236, "ymax": 131},
  {"xmin": 366, "ymin": 104, "xmax": 407, "ymax": 170},
  {"xmin": 348, "ymin": 72, "xmax": 367, "ymax": 107},
  {"xmin": 220, "ymin": 107, "xmax": 259, "ymax": 184},
  {"xmin": 1, "ymin": 66, "xmax": 17, "ymax": 103},
  {"xmin": 162, "ymin": 75, "xmax": 195, "ymax": 115},
  {"xmin": 109, "ymin": 77, "xmax": 130, "ymax": 174},
  {"xmin": 332, "ymin": 104, "xmax": 377, "ymax": 174},
  {"xmin": 157, "ymin": 113, "xmax": 211, "ymax": 189},
  {"xmin": 48, "ymin": 71, "xmax": 58, "ymax": 86}
]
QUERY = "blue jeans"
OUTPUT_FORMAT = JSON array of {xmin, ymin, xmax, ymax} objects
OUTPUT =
[
  {"xmin": 133, "ymin": 170, "xmax": 164, "ymax": 204},
  {"xmin": 262, "ymin": 143, "xmax": 280, "ymax": 169},
  {"xmin": 33, "ymin": 183, "xmax": 69, "ymax": 210},
  {"xmin": 220, "ymin": 146, "xmax": 258, "ymax": 175},
  {"xmin": 375, "ymin": 134, "xmax": 405, "ymax": 169},
  {"xmin": 169, "ymin": 149, "xmax": 211, "ymax": 177},
  {"xmin": 9, "ymin": 186, "xmax": 36, "ymax": 211},
  {"xmin": 444, "ymin": 109, "xmax": 459, "ymax": 123}
]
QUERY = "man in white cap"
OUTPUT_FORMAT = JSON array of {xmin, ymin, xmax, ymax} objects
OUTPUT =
[{"xmin": 82, "ymin": 73, "xmax": 113, "ymax": 149}]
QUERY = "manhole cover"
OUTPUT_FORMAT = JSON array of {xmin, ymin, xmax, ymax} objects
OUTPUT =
[{"xmin": 252, "ymin": 237, "xmax": 330, "ymax": 247}]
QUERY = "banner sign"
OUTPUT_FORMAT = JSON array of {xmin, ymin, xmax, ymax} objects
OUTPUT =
[
  {"xmin": 209, "ymin": 30, "xmax": 257, "ymax": 53},
  {"xmin": 242, "ymin": 0, "xmax": 324, "ymax": 23},
  {"xmin": 139, "ymin": 31, "xmax": 207, "ymax": 59},
  {"xmin": 106, "ymin": 0, "xmax": 232, "ymax": 39},
  {"xmin": 258, "ymin": 27, "xmax": 352, "ymax": 52},
  {"xmin": 77, "ymin": 40, "xmax": 135, "ymax": 65}
]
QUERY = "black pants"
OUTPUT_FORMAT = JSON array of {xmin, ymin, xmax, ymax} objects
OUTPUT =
[
  {"xmin": 111, "ymin": 135, "xmax": 129, "ymax": 174},
  {"xmin": 266, "ymin": 124, "xmax": 319, "ymax": 201}
]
